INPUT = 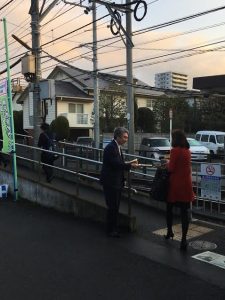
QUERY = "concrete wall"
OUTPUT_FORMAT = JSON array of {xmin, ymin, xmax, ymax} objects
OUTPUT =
[{"xmin": 1, "ymin": 169, "xmax": 136, "ymax": 232}]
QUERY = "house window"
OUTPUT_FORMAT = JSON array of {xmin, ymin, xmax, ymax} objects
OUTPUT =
[
  {"xmin": 76, "ymin": 104, "xmax": 83, "ymax": 113},
  {"xmin": 146, "ymin": 99, "xmax": 153, "ymax": 110},
  {"xmin": 146, "ymin": 99, "xmax": 152, "ymax": 107},
  {"xmin": 69, "ymin": 103, "xmax": 76, "ymax": 113},
  {"xmin": 68, "ymin": 103, "xmax": 84, "ymax": 113}
]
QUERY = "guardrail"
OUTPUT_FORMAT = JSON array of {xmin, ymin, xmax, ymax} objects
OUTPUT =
[
  {"xmin": 3, "ymin": 139, "xmax": 225, "ymax": 221},
  {"xmin": 5, "ymin": 140, "xmax": 142, "ymax": 217}
]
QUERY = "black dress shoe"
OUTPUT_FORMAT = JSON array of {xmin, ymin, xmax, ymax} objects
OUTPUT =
[{"xmin": 108, "ymin": 231, "xmax": 120, "ymax": 238}]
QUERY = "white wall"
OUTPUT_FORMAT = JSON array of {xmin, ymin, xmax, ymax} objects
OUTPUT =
[{"xmin": 57, "ymin": 101, "xmax": 93, "ymax": 128}]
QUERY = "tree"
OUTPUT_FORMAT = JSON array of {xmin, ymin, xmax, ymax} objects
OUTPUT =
[
  {"xmin": 99, "ymin": 91, "xmax": 127, "ymax": 132},
  {"xmin": 50, "ymin": 116, "xmax": 69, "ymax": 140},
  {"xmin": 153, "ymin": 96, "xmax": 191, "ymax": 133},
  {"xmin": 137, "ymin": 107, "xmax": 155, "ymax": 132},
  {"xmin": 199, "ymin": 96, "xmax": 225, "ymax": 131}
]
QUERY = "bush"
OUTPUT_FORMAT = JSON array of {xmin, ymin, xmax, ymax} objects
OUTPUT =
[{"xmin": 50, "ymin": 116, "xmax": 69, "ymax": 140}]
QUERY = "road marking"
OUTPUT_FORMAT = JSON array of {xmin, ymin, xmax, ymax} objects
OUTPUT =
[
  {"xmin": 192, "ymin": 251, "xmax": 225, "ymax": 270},
  {"xmin": 153, "ymin": 223, "xmax": 213, "ymax": 241}
]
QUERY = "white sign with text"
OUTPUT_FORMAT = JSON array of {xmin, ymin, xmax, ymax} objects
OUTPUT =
[{"xmin": 200, "ymin": 163, "xmax": 221, "ymax": 201}]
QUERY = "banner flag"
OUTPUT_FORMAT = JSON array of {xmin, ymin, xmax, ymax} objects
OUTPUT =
[{"xmin": 0, "ymin": 79, "xmax": 13, "ymax": 153}]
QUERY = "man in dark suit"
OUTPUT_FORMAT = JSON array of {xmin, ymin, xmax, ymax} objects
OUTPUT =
[{"xmin": 100, "ymin": 127, "xmax": 138, "ymax": 237}]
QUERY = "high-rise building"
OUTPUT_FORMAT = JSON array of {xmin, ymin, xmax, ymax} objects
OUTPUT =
[{"xmin": 155, "ymin": 72, "xmax": 188, "ymax": 90}]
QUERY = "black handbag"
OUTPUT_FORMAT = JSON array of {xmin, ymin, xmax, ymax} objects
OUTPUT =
[{"xmin": 150, "ymin": 167, "xmax": 170, "ymax": 202}]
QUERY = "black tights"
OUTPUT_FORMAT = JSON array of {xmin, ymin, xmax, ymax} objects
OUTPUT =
[{"xmin": 166, "ymin": 202, "xmax": 190, "ymax": 241}]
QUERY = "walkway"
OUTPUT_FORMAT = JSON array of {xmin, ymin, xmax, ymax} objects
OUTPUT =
[{"xmin": 0, "ymin": 196, "xmax": 225, "ymax": 299}]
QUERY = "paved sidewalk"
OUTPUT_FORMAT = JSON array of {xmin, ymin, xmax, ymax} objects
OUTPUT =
[{"xmin": 0, "ymin": 198, "xmax": 224, "ymax": 299}]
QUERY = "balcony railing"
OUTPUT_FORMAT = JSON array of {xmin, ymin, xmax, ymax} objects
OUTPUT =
[{"xmin": 76, "ymin": 113, "xmax": 88, "ymax": 124}]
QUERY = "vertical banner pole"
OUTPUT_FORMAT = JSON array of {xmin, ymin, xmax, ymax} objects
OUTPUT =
[{"xmin": 3, "ymin": 18, "xmax": 18, "ymax": 201}]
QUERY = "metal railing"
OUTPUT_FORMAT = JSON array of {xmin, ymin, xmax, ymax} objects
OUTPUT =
[
  {"xmin": 5, "ymin": 140, "xmax": 141, "ymax": 217},
  {"xmin": 3, "ymin": 137, "xmax": 225, "ymax": 221}
]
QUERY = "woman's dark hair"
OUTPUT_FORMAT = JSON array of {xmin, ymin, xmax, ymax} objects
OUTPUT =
[{"xmin": 171, "ymin": 129, "xmax": 189, "ymax": 149}]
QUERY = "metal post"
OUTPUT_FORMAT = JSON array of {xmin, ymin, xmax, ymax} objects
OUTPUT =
[
  {"xmin": 92, "ymin": 1, "xmax": 100, "ymax": 149},
  {"xmin": 126, "ymin": 0, "xmax": 134, "ymax": 154},
  {"xmin": 62, "ymin": 139, "xmax": 65, "ymax": 167},
  {"xmin": 169, "ymin": 108, "xmax": 173, "ymax": 145},
  {"xmin": 30, "ymin": 0, "xmax": 42, "ymax": 150},
  {"xmin": 223, "ymin": 136, "xmax": 225, "ymax": 163},
  {"xmin": 127, "ymin": 171, "xmax": 132, "ymax": 217}
]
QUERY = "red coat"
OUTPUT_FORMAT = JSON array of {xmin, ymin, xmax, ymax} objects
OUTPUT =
[{"xmin": 167, "ymin": 147, "xmax": 195, "ymax": 203}]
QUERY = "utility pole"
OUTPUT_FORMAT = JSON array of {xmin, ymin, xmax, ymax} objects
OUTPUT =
[
  {"xmin": 126, "ymin": 0, "xmax": 134, "ymax": 154},
  {"xmin": 29, "ymin": 0, "xmax": 59, "ymax": 149},
  {"xmin": 92, "ymin": 1, "xmax": 100, "ymax": 148},
  {"xmin": 29, "ymin": 0, "xmax": 42, "ymax": 148}
]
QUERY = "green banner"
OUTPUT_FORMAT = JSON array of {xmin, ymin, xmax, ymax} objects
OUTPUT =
[{"xmin": 0, "ymin": 79, "xmax": 13, "ymax": 153}]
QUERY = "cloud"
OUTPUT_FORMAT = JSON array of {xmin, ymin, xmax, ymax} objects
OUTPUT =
[{"xmin": 3, "ymin": 1, "xmax": 225, "ymax": 88}]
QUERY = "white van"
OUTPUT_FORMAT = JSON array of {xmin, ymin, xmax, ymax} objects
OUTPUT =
[{"xmin": 195, "ymin": 130, "xmax": 225, "ymax": 156}]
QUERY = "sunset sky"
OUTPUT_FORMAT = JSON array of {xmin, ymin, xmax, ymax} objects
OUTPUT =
[{"xmin": 1, "ymin": 0, "xmax": 225, "ymax": 88}]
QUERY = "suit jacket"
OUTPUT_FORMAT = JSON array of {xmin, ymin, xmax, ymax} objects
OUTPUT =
[
  {"xmin": 167, "ymin": 147, "xmax": 195, "ymax": 203},
  {"xmin": 100, "ymin": 140, "xmax": 131, "ymax": 189}
]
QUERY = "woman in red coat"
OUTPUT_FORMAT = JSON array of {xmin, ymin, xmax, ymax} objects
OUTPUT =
[{"xmin": 165, "ymin": 129, "xmax": 195, "ymax": 251}]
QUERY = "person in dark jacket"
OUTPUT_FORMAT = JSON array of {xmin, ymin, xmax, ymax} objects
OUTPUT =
[
  {"xmin": 38, "ymin": 123, "xmax": 55, "ymax": 183},
  {"xmin": 100, "ymin": 127, "xmax": 138, "ymax": 237}
]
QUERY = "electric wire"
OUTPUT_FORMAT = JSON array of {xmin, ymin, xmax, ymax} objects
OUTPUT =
[
  {"xmin": 0, "ymin": 0, "xmax": 15, "ymax": 11},
  {"xmin": 3, "ymin": 2, "xmax": 225, "ymax": 81},
  {"xmin": 134, "ymin": 5, "xmax": 225, "ymax": 35},
  {"xmin": 98, "ymin": 38, "xmax": 225, "ymax": 72}
]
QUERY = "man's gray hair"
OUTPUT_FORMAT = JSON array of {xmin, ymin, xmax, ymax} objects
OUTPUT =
[{"xmin": 114, "ymin": 127, "xmax": 129, "ymax": 139}]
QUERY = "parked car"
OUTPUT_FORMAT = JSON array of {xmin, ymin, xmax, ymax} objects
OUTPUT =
[
  {"xmin": 139, "ymin": 137, "xmax": 170, "ymax": 160},
  {"xmin": 65, "ymin": 137, "xmax": 94, "ymax": 159},
  {"xmin": 75, "ymin": 136, "xmax": 95, "ymax": 158},
  {"xmin": 195, "ymin": 130, "xmax": 225, "ymax": 156},
  {"xmin": 76, "ymin": 136, "xmax": 94, "ymax": 147},
  {"xmin": 187, "ymin": 138, "xmax": 210, "ymax": 161}
]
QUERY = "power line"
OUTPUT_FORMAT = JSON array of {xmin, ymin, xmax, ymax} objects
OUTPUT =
[
  {"xmin": 41, "ymin": 13, "xmax": 110, "ymax": 47},
  {"xmin": 4, "ymin": 2, "xmax": 225, "ymax": 80},
  {"xmin": 134, "ymin": 5, "xmax": 225, "ymax": 35},
  {"xmin": 91, "ymin": 38, "xmax": 225, "ymax": 72},
  {"xmin": 0, "ymin": 0, "xmax": 15, "ymax": 11}
]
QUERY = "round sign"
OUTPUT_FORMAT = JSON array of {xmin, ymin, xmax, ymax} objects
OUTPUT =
[{"xmin": 206, "ymin": 165, "xmax": 215, "ymax": 176}]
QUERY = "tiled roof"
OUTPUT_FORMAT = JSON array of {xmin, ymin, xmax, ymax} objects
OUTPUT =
[
  {"xmin": 51, "ymin": 66, "xmax": 164, "ymax": 97},
  {"xmin": 55, "ymin": 81, "xmax": 92, "ymax": 99}
]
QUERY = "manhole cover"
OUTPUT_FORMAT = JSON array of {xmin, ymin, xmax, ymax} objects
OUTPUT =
[{"xmin": 189, "ymin": 240, "xmax": 217, "ymax": 250}]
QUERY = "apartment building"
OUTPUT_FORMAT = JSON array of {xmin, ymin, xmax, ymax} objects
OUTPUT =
[{"xmin": 155, "ymin": 72, "xmax": 188, "ymax": 90}]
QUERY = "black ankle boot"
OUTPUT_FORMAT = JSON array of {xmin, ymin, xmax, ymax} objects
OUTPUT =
[{"xmin": 164, "ymin": 231, "xmax": 174, "ymax": 240}]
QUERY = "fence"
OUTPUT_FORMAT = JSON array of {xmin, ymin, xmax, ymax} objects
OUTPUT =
[{"xmin": 3, "ymin": 136, "xmax": 225, "ymax": 221}]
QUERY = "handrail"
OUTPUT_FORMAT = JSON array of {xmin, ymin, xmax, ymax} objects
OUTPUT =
[{"xmin": 4, "ymin": 140, "xmax": 225, "ymax": 219}]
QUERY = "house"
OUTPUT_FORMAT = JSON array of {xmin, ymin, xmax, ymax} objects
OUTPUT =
[
  {"xmin": 17, "ymin": 65, "xmax": 164, "ymax": 139},
  {"xmin": 48, "ymin": 66, "xmax": 164, "ymax": 111},
  {"xmin": 17, "ymin": 76, "xmax": 94, "ymax": 140}
]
